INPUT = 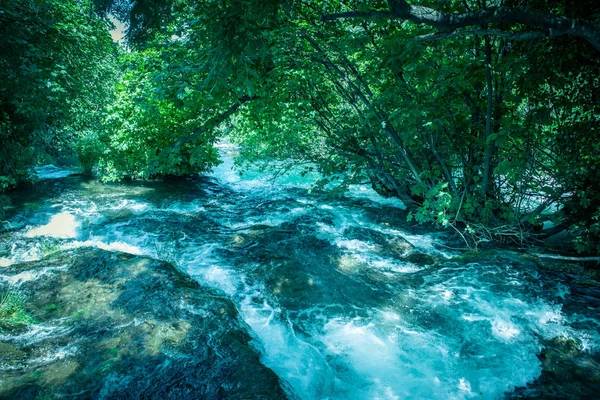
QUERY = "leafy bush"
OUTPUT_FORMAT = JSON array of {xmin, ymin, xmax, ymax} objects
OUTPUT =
[{"xmin": 0, "ymin": 0, "xmax": 117, "ymax": 188}]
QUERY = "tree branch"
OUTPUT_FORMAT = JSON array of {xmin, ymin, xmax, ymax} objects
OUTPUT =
[
  {"xmin": 301, "ymin": 30, "xmax": 424, "ymax": 184},
  {"xmin": 412, "ymin": 29, "xmax": 550, "ymax": 42},
  {"xmin": 161, "ymin": 95, "xmax": 257, "ymax": 155},
  {"xmin": 322, "ymin": 1, "xmax": 600, "ymax": 52},
  {"xmin": 531, "ymin": 253, "xmax": 600, "ymax": 263},
  {"xmin": 321, "ymin": 11, "xmax": 396, "ymax": 22}
]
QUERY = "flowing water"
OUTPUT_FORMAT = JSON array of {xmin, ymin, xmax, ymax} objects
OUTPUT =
[{"xmin": 1, "ymin": 143, "xmax": 599, "ymax": 399}]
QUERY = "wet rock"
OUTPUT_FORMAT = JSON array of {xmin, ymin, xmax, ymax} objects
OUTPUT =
[
  {"xmin": 0, "ymin": 247, "xmax": 289, "ymax": 399},
  {"xmin": 101, "ymin": 208, "xmax": 137, "ymax": 222},
  {"xmin": 0, "ymin": 342, "xmax": 25, "ymax": 362},
  {"xmin": 535, "ymin": 258, "xmax": 600, "ymax": 282},
  {"xmin": 402, "ymin": 252, "xmax": 438, "ymax": 266},
  {"xmin": 508, "ymin": 335, "xmax": 600, "ymax": 399},
  {"xmin": 387, "ymin": 238, "xmax": 413, "ymax": 257}
]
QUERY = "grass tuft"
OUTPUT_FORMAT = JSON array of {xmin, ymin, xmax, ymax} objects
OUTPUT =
[{"xmin": 0, "ymin": 288, "xmax": 34, "ymax": 330}]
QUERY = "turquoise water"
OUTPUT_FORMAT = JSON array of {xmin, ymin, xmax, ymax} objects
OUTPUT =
[{"xmin": 2, "ymin": 143, "xmax": 599, "ymax": 399}]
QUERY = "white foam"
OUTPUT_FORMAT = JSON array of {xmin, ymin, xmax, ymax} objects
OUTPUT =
[
  {"xmin": 238, "ymin": 293, "xmax": 339, "ymax": 399},
  {"xmin": 34, "ymin": 165, "xmax": 80, "ymax": 180},
  {"xmin": 65, "ymin": 239, "xmax": 146, "ymax": 256},
  {"xmin": 0, "ymin": 324, "xmax": 72, "ymax": 344},
  {"xmin": 28, "ymin": 345, "xmax": 78, "ymax": 365},
  {"xmin": 197, "ymin": 265, "xmax": 237, "ymax": 295},
  {"xmin": 335, "ymin": 239, "xmax": 377, "ymax": 252},
  {"xmin": 111, "ymin": 199, "xmax": 150, "ymax": 214},
  {"xmin": 0, "ymin": 265, "xmax": 67, "ymax": 286},
  {"xmin": 346, "ymin": 184, "xmax": 406, "ymax": 209},
  {"xmin": 457, "ymin": 378, "xmax": 475, "ymax": 397},
  {"xmin": 318, "ymin": 317, "xmax": 454, "ymax": 399},
  {"xmin": 491, "ymin": 318, "xmax": 521, "ymax": 342},
  {"xmin": 162, "ymin": 200, "xmax": 206, "ymax": 214}
]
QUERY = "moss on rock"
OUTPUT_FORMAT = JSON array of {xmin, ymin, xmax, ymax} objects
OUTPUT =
[{"xmin": 0, "ymin": 247, "xmax": 289, "ymax": 399}]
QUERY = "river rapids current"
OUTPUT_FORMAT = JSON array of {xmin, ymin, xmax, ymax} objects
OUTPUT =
[{"xmin": 1, "ymin": 143, "xmax": 599, "ymax": 399}]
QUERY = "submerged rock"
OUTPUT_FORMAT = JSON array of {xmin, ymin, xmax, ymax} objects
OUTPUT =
[
  {"xmin": 0, "ymin": 247, "xmax": 289, "ymax": 399},
  {"xmin": 508, "ymin": 335, "xmax": 600, "ymax": 399}
]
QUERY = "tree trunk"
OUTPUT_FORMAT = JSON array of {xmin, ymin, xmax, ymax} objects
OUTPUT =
[
  {"xmin": 481, "ymin": 34, "xmax": 493, "ymax": 197},
  {"xmin": 302, "ymin": 31, "xmax": 424, "ymax": 184}
]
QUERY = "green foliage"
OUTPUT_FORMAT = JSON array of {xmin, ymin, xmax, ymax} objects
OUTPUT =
[
  {"xmin": 75, "ymin": 131, "xmax": 104, "ymax": 174},
  {"xmin": 0, "ymin": 289, "xmax": 34, "ymax": 330},
  {"xmin": 572, "ymin": 209, "xmax": 600, "ymax": 254},
  {"xmin": 2, "ymin": 0, "xmax": 599, "ymax": 253},
  {"xmin": 93, "ymin": 46, "xmax": 222, "ymax": 181},
  {"xmin": 88, "ymin": 0, "xmax": 284, "ymax": 181},
  {"xmin": 93, "ymin": 0, "xmax": 597, "ymax": 252},
  {"xmin": 0, "ymin": 0, "xmax": 118, "ymax": 190}
]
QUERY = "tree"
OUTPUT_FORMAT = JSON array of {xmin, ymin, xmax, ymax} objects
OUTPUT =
[
  {"xmin": 40, "ymin": 0, "xmax": 599, "ymax": 252},
  {"xmin": 0, "ymin": 0, "xmax": 118, "ymax": 190}
]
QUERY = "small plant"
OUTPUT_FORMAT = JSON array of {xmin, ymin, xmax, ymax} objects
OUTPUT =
[
  {"xmin": 0, "ymin": 288, "xmax": 34, "ymax": 330},
  {"xmin": 39, "ymin": 238, "xmax": 61, "ymax": 256}
]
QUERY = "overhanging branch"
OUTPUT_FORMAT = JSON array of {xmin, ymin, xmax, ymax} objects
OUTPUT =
[
  {"xmin": 160, "ymin": 95, "xmax": 257, "ymax": 156},
  {"xmin": 412, "ymin": 29, "xmax": 551, "ymax": 42},
  {"xmin": 321, "ymin": 0, "xmax": 600, "ymax": 52},
  {"xmin": 321, "ymin": 11, "xmax": 396, "ymax": 22}
]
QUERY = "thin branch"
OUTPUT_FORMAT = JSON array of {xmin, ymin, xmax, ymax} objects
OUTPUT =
[
  {"xmin": 532, "ymin": 253, "xmax": 600, "ymax": 263},
  {"xmin": 321, "ymin": 11, "xmax": 396, "ymax": 22},
  {"xmin": 322, "ymin": 1, "xmax": 600, "ymax": 52},
  {"xmin": 413, "ymin": 29, "xmax": 550, "ymax": 42}
]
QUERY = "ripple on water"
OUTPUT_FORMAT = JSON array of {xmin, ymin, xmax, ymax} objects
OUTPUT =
[{"xmin": 2, "ymin": 163, "xmax": 599, "ymax": 400}]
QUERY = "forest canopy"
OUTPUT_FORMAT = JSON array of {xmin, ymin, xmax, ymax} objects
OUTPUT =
[{"xmin": 1, "ymin": 0, "xmax": 599, "ymax": 253}]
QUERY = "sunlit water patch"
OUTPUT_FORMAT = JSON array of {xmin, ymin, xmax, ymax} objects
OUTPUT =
[{"xmin": 24, "ymin": 212, "xmax": 79, "ymax": 239}]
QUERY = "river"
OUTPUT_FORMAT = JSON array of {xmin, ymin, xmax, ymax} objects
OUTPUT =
[{"xmin": 1, "ymin": 143, "xmax": 599, "ymax": 399}]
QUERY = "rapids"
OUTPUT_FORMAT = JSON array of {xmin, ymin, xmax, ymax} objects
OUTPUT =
[{"xmin": 1, "ymin": 143, "xmax": 599, "ymax": 399}]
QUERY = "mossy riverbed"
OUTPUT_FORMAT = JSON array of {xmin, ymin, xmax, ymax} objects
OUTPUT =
[{"xmin": 0, "ymin": 247, "xmax": 289, "ymax": 399}]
